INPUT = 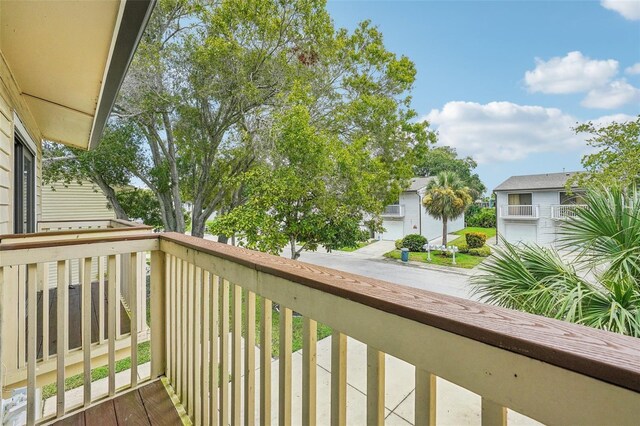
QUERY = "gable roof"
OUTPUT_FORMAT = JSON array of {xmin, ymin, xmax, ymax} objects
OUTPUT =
[
  {"xmin": 494, "ymin": 172, "xmax": 582, "ymax": 192},
  {"xmin": 405, "ymin": 177, "xmax": 434, "ymax": 192}
]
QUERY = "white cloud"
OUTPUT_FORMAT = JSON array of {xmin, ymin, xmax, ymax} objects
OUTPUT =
[
  {"xmin": 424, "ymin": 101, "xmax": 635, "ymax": 164},
  {"xmin": 601, "ymin": 0, "xmax": 640, "ymax": 20},
  {"xmin": 625, "ymin": 63, "xmax": 640, "ymax": 74},
  {"xmin": 581, "ymin": 79, "xmax": 640, "ymax": 108},
  {"xmin": 524, "ymin": 51, "xmax": 618, "ymax": 94}
]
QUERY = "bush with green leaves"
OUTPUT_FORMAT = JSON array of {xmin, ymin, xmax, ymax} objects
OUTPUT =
[
  {"xmin": 400, "ymin": 234, "xmax": 428, "ymax": 252},
  {"xmin": 465, "ymin": 232, "xmax": 487, "ymax": 248},
  {"xmin": 469, "ymin": 246, "xmax": 491, "ymax": 257},
  {"xmin": 395, "ymin": 239, "xmax": 403, "ymax": 250},
  {"xmin": 472, "ymin": 186, "xmax": 640, "ymax": 337},
  {"xmin": 465, "ymin": 207, "xmax": 496, "ymax": 228}
]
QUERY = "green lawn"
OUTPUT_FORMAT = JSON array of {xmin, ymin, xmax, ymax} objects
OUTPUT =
[
  {"xmin": 42, "ymin": 341, "xmax": 151, "ymax": 400},
  {"xmin": 248, "ymin": 295, "xmax": 333, "ymax": 357},
  {"xmin": 384, "ymin": 248, "xmax": 484, "ymax": 269},
  {"xmin": 453, "ymin": 227, "xmax": 496, "ymax": 239},
  {"xmin": 337, "ymin": 240, "xmax": 373, "ymax": 252}
]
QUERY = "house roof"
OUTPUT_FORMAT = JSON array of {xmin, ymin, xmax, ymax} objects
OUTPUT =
[
  {"xmin": 405, "ymin": 177, "xmax": 434, "ymax": 192},
  {"xmin": 0, "ymin": 0, "xmax": 155, "ymax": 150},
  {"xmin": 494, "ymin": 172, "xmax": 582, "ymax": 191}
]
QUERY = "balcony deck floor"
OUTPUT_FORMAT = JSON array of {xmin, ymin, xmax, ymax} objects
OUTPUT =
[{"xmin": 51, "ymin": 380, "xmax": 181, "ymax": 426}]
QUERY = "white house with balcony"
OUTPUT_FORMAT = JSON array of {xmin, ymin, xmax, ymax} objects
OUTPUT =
[
  {"xmin": 495, "ymin": 172, "xmax": 586, "ymax": 245},
  {"xmin": 379, "ymin": 177, "xmax": 465, "ymax": 241}
]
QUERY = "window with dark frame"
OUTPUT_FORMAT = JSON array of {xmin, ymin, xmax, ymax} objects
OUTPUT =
[{"xmin": 13, "ymin": 133, "xmax": 35, "ymax": 234}]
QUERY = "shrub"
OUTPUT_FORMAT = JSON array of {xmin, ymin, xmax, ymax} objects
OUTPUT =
[
  {"xmin": 456, "ymin": 241, "xmax": 469, "ymax": 253},
  {"xmin": 395, "ymin": 239, "xmax": 403, "ymax": 250},
  {"xmin": 356, "ymin": 229, "xmax": 370, "ymax": 242},
  {"xmin": 469, "ymin": 246, "xmax": 491, "ymax": 257},
  {"xmin": 466, "ymin": 207, "xmax": 496, "ymax": 228},
  {"xmin": 401, "ymin": 234, "xmax": 428, "ymax": 252},
  {"xmin": 465, "ymin": 232, "xmax": 487, "ymax": 248}
]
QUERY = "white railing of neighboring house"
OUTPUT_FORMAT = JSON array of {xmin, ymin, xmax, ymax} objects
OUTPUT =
[
  {"xmin": 381, "ymin": 204, "xmax": 405, "ymax": 217},
  {"xmin": 500, "ymin": 204, "xmax": 539, "ymax": 218},
  {"xmin": 551, "ymin": 204, "xmax": 588, "ymax": 220}
]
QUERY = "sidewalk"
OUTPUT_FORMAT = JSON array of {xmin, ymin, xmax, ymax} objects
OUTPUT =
[{"xmin": 240, "ymin": 335, "xmax": 540, "ymax": 425}]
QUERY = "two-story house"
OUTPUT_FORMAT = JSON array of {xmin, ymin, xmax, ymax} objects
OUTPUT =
[
  {"xmin": 495, "ymin": 172, "xmax": 585, "ymax": 245},
  {"xmin": 379, "ymin": 177, "xmax": 465, "ymax": 241}
]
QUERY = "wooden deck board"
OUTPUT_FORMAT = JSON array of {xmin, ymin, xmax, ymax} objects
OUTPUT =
[
  {"xmin": 138, "ymin": 380, "xmax": 183, "ymax": 426},
  {"xmin": 54, "ymin": 411, "xmax": 85, "ymax": 426},
  {"xmin": 51, "ymin": 380, "xmax": 180, "ymax": 426},
  {"xmin": 112, "ymin": 389, "xmax": 150, "ymax": 425},
  {"xmin": 83, "ymin": 400, "xmax": 118, "ymax": 426}
]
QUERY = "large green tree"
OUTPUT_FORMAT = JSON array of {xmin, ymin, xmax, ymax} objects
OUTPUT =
[
  {"xmin": 210, "ymin": 79, "xmax": 422, "ymax": 258},
  {"xmin": 421, "ymin": 171, "xmax": 473, "ymax": 245},
  {"xmin": 570, "ymin": 115, "xmax": 640, "ymax": 189},
  {"xmin": 43, "ymin": 124, "xmax": 144, "ymax": 220},
  {"xmin": 471, "ymin": 187, "xmax": 640, "ymax": 337},
  {"xmin": 44, "ymin": 0, "xmax": 427, "ymax": 237},
  {"xmin": 414, "ymin": 146, "xmax": 485, "ymax": 199}
]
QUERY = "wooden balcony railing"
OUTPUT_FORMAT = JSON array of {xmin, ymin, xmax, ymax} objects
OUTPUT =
[
  {"xmin": 1, "ymin": 232, "xmax": 639, "ymax": 425},
  {"xmin": 499, "ymin": 204, "xmax": 539, "ymax": 219}
]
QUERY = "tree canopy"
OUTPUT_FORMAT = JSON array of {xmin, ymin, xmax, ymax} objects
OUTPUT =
[
  {"xmin": 44, "ymin": 0, "xmax": 429, "ymax": 239},
  {"xmin": 570, "ymin": 115, "xmax": 640, "ymax": 189},
  {"xmin": 414, "ymin": 146, "xmax": 485, "ymax": 199}
]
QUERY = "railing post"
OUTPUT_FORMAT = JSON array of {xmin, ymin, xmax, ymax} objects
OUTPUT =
[{"xmin": 150, "ymin": 250, "xmax": 166, "ymax": 378}]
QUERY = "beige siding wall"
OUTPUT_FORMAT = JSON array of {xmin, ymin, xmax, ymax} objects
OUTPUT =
[
  {"xmin": 0, "ymin": 90, "xmax": 11, "ymax": 234},
  {"xmin": 0, "ymin": 53, "xmax": 44, "ymax": 235},
  {"xmin": 42, "ymin": 181, "xmax": 116, "ymax": 221}
]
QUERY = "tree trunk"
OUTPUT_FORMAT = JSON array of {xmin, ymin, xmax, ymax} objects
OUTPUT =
[
  {"xmin": 290, "ymin": 238, "xmax": 299, "ymax": 260},
  {"xmin": 442, "ymin": 218, "xmax": 448, "ymax": 246},
  {"xmin": 218, "ymin": 234, "xmax": 229, "ymax": 244},
  {"xmin": 92, "ymin": 175, "xmax": 128, "ymax": 220}
]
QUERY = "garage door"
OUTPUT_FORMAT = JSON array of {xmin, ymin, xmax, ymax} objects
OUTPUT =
[
  {"xmin": 505, "ymin": 223, "xmax": 537, "ymax": 244},
  {"xmin": 381, "ymin": 220, "xmax": 404, "ymax": 240}
]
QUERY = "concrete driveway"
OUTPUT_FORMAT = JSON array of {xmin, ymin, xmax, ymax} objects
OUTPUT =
[{"xmin": 281, "ymin": 241, "xmax": 476, "ymax": 300}]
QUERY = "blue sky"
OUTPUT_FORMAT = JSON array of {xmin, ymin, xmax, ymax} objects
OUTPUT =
[{"xmin": 327, "ymin": 0, "xmax": 640, "ymax": 192}]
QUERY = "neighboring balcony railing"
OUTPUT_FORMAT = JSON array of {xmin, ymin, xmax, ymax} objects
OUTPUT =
[
  {"xmin": 499, "ymin": 204, "xmax": 539, "ymax": 218},
  {"xmin": 381, "ymin": 204, "xmax": 405, "ymax": 217},
  {"xmin": 0, "ymin": 232, "xmax": 639, "ymax": 425},
  {"xmin": 551, "ymin": 204, "xmax": 588, "ymax": 220}
]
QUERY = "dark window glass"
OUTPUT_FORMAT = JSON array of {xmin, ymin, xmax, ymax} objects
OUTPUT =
[
  {"xmin": 507, "ymin": 193, "xmax": 532, "ymax": 205},
  {"xmin": 560, "ymin": 191, "xmax": 586, "ymax": 205},
  {"xmin": 14, "ymin": 135, "xmax": 35, "ymax": 234}
]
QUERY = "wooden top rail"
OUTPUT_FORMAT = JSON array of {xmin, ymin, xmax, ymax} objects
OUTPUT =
[
  {"xmin": 160, "ymin": 232, "xmax": 640, "ymax": 393},
  {"xmin": 0, "ymin": 220, "xmax": 152, "ymax": 241},
  {"xmin": 0, "ymin": 234, "xmax": 159, "ymax": 266}
]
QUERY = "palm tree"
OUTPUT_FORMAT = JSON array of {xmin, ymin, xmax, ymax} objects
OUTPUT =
[
  {"xmin": 421, "ymin": 171, "xmax": 473, "ymax": 245},
  {"xmin": 471, "ymin": 186, "xmax": 640, "ymax": 337}
]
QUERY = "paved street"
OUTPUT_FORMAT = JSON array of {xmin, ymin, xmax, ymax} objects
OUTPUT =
[{"xmin": 281, "ymin": 241, "xmax": 478, "ymax": 301}]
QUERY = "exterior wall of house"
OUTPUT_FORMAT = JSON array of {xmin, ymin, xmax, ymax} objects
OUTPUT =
[
  {"xmin": 42, "ymin": 181, "xmax": 116, "ymax": 221},
  {"xmin": 535, "ymin": 191, "xmax": 560, "ymax": 245},
  {"xmin": 394, "ymin": 191, "xmax": 465, "ymax": 241},
  {"xmin": 401, "ymin": 191, "xmax": 421, "ymax": 236},
  {"xmin": 0, "ymin": 54, "xmax": 44, "ymax": 235},
  {"xmin": 420, "ymin": 207, "xmax": 465, "ymax": 241},
  {"xmin": 496, "ymin": 189, "xmax": 562, "ymax": 245}
]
